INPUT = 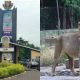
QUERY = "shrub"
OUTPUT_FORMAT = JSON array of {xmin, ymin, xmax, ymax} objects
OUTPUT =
[
  {"xmin": 7, "ymin": 64, "xmax": 25, "ymax": 75},
  {"xmin": 0, "ymin": 68, "xmax": 9, "ymax": 77},
  {"xmin": 41, "ymin": 47, "xmax": 54, "ymax": 66},
  {"xmin": 0, "ymin": 63, "xmax": 12, "ymax": 68},
  {"xmin": 0, "ymin": 63, "xmax": 25, "ymax": 78}
]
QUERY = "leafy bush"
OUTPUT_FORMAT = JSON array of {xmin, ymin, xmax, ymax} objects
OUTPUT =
[
  {"xmin": 0, "ymin": 68, "xmax": 9, "ymax": 77},
  {"xmin": 41, "ymin": 47, "xmax": 54, "ymax": 66},
  {"xmin": 7, "ymin": 64, "xmax": 25, "ymax": 75},
  {"xmin": 0, "ymin": 63, "xmax": 25, "ymax": 78},
  {"xmin": 0, "ymin": 63, "xmax": 12, "ymax": 68},
  {"xmin": 41, "ymin": 46, "xmax": 68, "ymax": 66}
]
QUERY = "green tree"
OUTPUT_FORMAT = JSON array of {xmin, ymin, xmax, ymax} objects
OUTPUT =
[
  {"xmin": 17, "ymin": 37, "xmax": 40, "ymax": 60},
  {"xmin": 19, "ymin": 48, "xmax": 31, "ymax": 60},
  {"xmin": 62, "ymin": 0, "xmax": 80, "ymax": 28},
  {"xmin": 17, "ymin": 37, "xmax": 40, "ymax": 50},
  {"xmin": 17, "ymin": 37, "xmax": 29, "ymax": 46}
]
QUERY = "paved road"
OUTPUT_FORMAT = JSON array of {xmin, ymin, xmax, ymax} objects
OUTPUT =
[{"xmin": 1, "ymin": 70, "xmax": 40, "ymax": 80}]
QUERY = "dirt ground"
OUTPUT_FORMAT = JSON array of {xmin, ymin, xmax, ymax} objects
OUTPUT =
[{"xmin": 40, "ymin": 65, "xmax": 80, "ymax": 80}]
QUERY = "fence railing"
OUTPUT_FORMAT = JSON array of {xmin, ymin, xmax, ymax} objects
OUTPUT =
[{"xmin": 41, "ymin": 29, "xmax": 79, "ymax": 45}]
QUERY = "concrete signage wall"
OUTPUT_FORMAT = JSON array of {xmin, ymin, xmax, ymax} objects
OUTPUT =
[{"xmin": 0, "ymin": 48, "xmax": 14, "ymax": 52}]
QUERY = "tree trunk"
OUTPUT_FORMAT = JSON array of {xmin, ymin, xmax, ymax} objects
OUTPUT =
[
  {"xmin": 63, "ymin": 7, "xmax": 66, "ymax": 29},
  {"xmin": 56, "ymin": 0, "xmax": 60, "ymax": 35},
  {"xmin": 70, "ymin": 7, "xmax": 74, "ymax": 29}
]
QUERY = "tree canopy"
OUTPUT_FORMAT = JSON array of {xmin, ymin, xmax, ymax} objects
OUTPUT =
[
  {"xmin": 40, "ymin": 0, "xmax": 80, "ymax": 30},
  {"xmin": 17, "ymin": 37, "xmax": 40, "ymax": 60},
  {"xmin": 17, "ymin": 37, "xmax": 40, "ymax": 50}
]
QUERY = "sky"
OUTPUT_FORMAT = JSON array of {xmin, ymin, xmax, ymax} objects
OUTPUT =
[{"xmin": 0, "ymin": 0, "xmax": 40, "ymax": 46}]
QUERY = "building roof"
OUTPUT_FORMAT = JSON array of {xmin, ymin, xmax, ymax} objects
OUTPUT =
[{"xmin": 0, "ymin": 42, "xmax": 40, "ymax": 52}]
